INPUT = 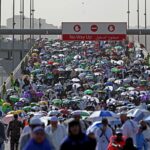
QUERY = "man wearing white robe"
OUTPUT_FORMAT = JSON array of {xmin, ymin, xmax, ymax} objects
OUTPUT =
[
  {"xmin": 45, "ymin": 116, "xmax": 67, "ymax": 150},
  {"xmin": 120, "ymin": 113, "xmax": 138, "ymax": 145},
  {"xmin": 140, "ymin": 120, "xmax": 150, "ymax": 149},
  {"xmin": 95, "ymin": 118, "xmax": 113, "ymax": 150}
]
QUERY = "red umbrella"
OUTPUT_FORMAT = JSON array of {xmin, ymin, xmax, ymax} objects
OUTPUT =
[
  {"xmin": 2, "ymin": 114, "xmax": 23, "ymax": 125},
  {"xmin": 59, "ymin": 109, "xmax": 70, "ymax": 115},
  {"xmin": 47, "ymin": 61, "xmax": 54, "ymax": 65},
  {"xmin": 136, "ymin": 86, "xmax": 146, "ymax": 91}
]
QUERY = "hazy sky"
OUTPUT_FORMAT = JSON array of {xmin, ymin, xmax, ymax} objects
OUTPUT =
[{"xmin": 1, "ymin": 0, "xmax": 150, "ymax": 27}]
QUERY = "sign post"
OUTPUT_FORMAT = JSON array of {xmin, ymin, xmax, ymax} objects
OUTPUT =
[{"xmin": 62, "ymin": 22, "xmax": 127, "ymax": 41}]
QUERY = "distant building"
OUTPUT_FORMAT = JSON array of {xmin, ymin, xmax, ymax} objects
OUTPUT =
[{"xmin": 6, "ymin": 15, "xmax": 58, "ymax": 39}]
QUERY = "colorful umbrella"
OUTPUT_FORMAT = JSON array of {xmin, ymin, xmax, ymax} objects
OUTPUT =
[
  {"xmin": 84, "ymin": 89, "xmax": 94, "ymax": 95},
  {"xmin": 10, "ymin": 95, "xmax": 19, "ymax": 103},
  {"xmin": 88, "ymin": 110, "xmax": 118, "ymax": 121}
]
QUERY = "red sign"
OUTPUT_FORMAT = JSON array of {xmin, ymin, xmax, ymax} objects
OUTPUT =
[
  {"xmin": 91, "ymin": 25, "xmax": 98, "ymax": 32},
  {"xmin": 62, "ymin": 22, "xmax": 127, "ymax": 41},
  {"xmin": 108, "ymin": 25, "xmax": 115, "ymax": 32},
  {"xmin": 73, "ymin": 25, "xmax": 81, "ymax": 32},
  {"xmin": 62, "ymin": 34, "xmax": 126, "ymax": 41}
]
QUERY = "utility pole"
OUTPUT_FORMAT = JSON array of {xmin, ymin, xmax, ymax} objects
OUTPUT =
[
  {"xmin": 137, "ymin": 0, "xmax": 140, "ymax": 42},
  {"xmin": 0, "ymin": 0, "xmax": 2, "ymax": 48},
  {"xmin": 12, "ymin": 0, "xmax": 15, "ymax": 69},
  {"xmin": 127, "ymin": 0, "xmax": 130, "ymax": 29},
  {"xmin": 30, "ymin": 0, "xmax": 32, "ymax": 46},
  {"xmin": 21, "ymin": 0, "xmax": 24, "ymax": 60},
  {"xmin": 31, "ymin": 0, "xmax": 35, "ymax": 41},
  {"xmin": 144, "ymin": 0, "xmax": 147, "ymax": 50},
  {"xmin": 39, "ymin": 18, "xmax": 41, "ymax": 39}
]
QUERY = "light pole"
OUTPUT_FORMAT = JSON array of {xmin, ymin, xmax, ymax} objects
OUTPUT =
[
  {"xmin": 21, "ymin": 0, "xmax": 24, "ymax": 60},
  {"xmin": 30, "ymin": 0, "xmax": 31, "ymax": 45},
  {"xmin": 127, "ymin": 0, "xmax": 130, "ymax": 29},
  {"xmin": 39, "ymin": 18, "xmax": 42, "ymax": 39},
  {"xmin": 144, "ymin": 0, "xmax": 147, "ymax": 50},
  {"xmin": 12, "ymin": 0, "xmax": 15, "ymax": 69},
  {"xmin": 137, "ymin": 0, "xmax": 140, "ymax": 42},
  {"xmin": 0, "ymin": 0, "xmax": 2, "ymax": 48},
  {"xmin": 31, "ymin": 0, "xmax": 35, "ymax": 40}
]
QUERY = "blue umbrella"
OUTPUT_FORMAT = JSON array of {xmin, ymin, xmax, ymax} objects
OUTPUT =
[{"xmin": 88, "ymin": 110, "xmax": 118, "ymax": 121}]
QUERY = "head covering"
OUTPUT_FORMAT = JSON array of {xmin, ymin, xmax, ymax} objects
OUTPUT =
[
  {"xmin": 50, "ymin": 116, "xmax": 58, "ymax": 122},
  {"xmin": 33, "ymin": 126, "xmax": 44, "ymax": 133},
  {"xmin": 72, "ymin": 111, "xmax": 81, "ymax": 117},
  {"xmin": 68, "ymin": 120, "xmax": 81, "ymax": 128},
  {"xmin": 14, "ymin": 114, "xmax": 18, "ymax": 119},
  {"xmin": 30, "ymin": 117, "xmax": 43, "ymax": 125},
  {"xmin": 115, "ymin": 128, "xmax": 123, "ymax": 135},
  {"xmin": 102, "ymin": 118, "xmax": 108, "ymax": 125}
]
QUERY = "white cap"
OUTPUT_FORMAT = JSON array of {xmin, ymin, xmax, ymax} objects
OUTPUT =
[
  {"xmin": 50, "ymin": 116, "xmax": 58, "ymax": 122},
  {"xmin": 30, "ymin": 117, "xmax": 43, "ymax": 125}
]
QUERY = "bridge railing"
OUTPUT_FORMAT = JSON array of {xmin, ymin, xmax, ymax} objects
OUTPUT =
[{"xmin": 0, "ymin": 47, "xmax": 32, "ymax": 94}]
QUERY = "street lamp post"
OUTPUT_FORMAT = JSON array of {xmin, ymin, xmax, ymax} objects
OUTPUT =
[
  {"xmin": 144, "ymin": 0, "xmax": 147, "ymax": 50},
  {"xmin": 39, "ymin": 18, "xmax": 41, "ymax": 39},
  {"xmin": 31, "ymin": 0, "xmax": 35, "ymax": 40},
  {"xmin": 127, "ymin": 0, "xmax": 130, "ymax": 29},
  {"xmin": 21, "ymin": 0, "xmax": 24, "ymax": 60},
  {"xmin": 137, "ymin": 0, "xmax": 140, "ymax": 42},
  {"xmin": 0, "ymin": 0, "xmax": 2, "ymax": 48},
  {"xmin": 12, "ymin": 0, "xmax": 15, "ymax": 69}
]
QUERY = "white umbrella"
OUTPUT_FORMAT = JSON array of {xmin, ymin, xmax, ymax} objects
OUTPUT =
[
  {"xmin": 145, "ymin": 70, "xmax": 150, "ymax": 75},
  {"xmin": 128, "ymin": 91, "xmax": 139, "ymax": 95},
  {"xmin": 123, "ymin": 78, "xmax": 132, "ymax": 83},
  {"xmin": 75, "ymin": 68, "xmax": 84, "ymax": 72},
  {"xmin": 104, "ymin": 86, "xmax": 113, "ymax": 91},
  {"xmin": 72, "ymin": 78, "xmax": 80, "ymax": 82},
  {"xmin": 117, "ymin": 60, "xmax": 124, "ymax": 65},
  {"xmin": 74, "ymin": 55, "xmax": 81, "ymax": 60},
  {"xmin": 121, "ymin": 92, "xmax": 129, "ymax": 96},
  {"xmin": 107, "ymin": 78, "xmax": 116, "ymax": 82},
  {"xmin": 127, "ymin": 108, "xmax": 150, "ymax": 122},
  {"xmin": 127, "ymin": 87, "xmax": 135, "ymax": 91},
  {"xmin": 59, "ymin": 54, "xmax": 65, "ymax": 57},
  {"xmin": 51, "ymin": 55, "xmax": 58, "ymax": 59},
  {"xmin": 72, "ymin": 83, "xmax": 81, "ymax": 89},
  {"xmin": 114, "ymin": 79, "xmax": 122, "ymax": 85},
  {"xmin": 106, "ymin": 98, "xmax": 116, "ymax": 105}
]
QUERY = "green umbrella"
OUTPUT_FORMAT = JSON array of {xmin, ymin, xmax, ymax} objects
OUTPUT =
[
  {"xmin": 111, "ymin": 67, "xmax": 121, "ymax": 73},
  {"xmin": 62, "ymin": 99, "xmax": 71, "ymax": 105},
  {"xmin": 31, "ymin": 69, "xmax": 41, "ymax": 74},
  {"xmin": 92, "ymin": 83, "xmax": 101, "ymax": 89},
  {"xmin": 10, "ymin": 95, "xmax": 19, "ymax": 103},
  {"xmin": 116, "ymin": 87, "xmax": 125, "ymax": 92},
  {"xmin": 72, "ymin": 110, "xmax": 90, "ymax": 117},
  {"xmin": 30, "ymin": 102, "xmax": 37, "ymax": 107},
  {"xmin": 52, "ymin": 99, "xmax": 62, "ymax": 106},
  {"xmin": 140, "ymin": 80, "xmax": 147, "ymax": 85},
  {"xmin": 85, "ymin": 75, "xmax": 94, "ymax": 80},
  {"xmin": 23, "ymin": 106, "xmax": 31, "ymax": 112},
  {"xmin": 84, "ymin": 89, "xmax": 93, "ymax": 95},
  {"xmin": 115, "ymin": 46, "xmax": 123, "ymax": 50}
]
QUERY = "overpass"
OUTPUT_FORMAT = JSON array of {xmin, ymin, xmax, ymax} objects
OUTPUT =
[{"xmin": 0, "ymin": 29, "xmax": 150, "ymax": 35}]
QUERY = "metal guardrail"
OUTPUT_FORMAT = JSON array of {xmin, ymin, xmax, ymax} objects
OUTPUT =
[
  {"xmin": 0, "ymin": 47, "xmax": 32, "ymax": 93},
  {"xmin": 0, "ymin": 29, "xmax": 150, "ymax": 35}
]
